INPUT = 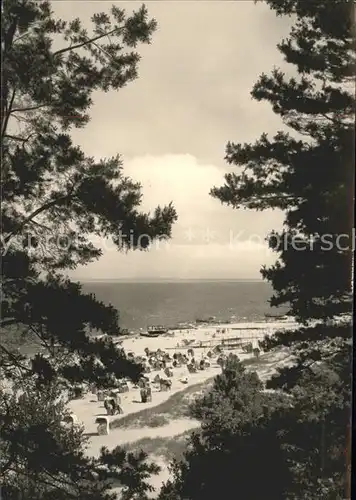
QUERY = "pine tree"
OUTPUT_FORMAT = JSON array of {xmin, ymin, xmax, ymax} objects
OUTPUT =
[
  {"xmin": 210, "ymin": 0, "xmax": 354, "ymax": 496},
  {"xmin": 1, "ymin": 0, "xmax": 176, "ymax": 497},
  {"xmin": 211, "ymin": 0, "xmax": 354, "ymax": 385},
  {"xmin": 211, "ymin": 1, "xmax": 354, "ymax": 496},
  {"xmin": 1, "ymin": 0, "xmax": 176, "ymax": 386},
  {"xmin": 0, "ymin": 380, "xmax": 160, "ymax": 499},
  {"xmin": 158, "ymin": 356, "xmax": 293, "ymax": 500}
]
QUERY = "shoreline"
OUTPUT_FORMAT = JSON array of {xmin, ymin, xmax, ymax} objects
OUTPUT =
[
  {"xmin": 112, "ymin": 315, "xmax": 293, "ymax": 335},
  {"xmin": 98, "ymin": 316, "xmax": 298, "ymax": 342}
]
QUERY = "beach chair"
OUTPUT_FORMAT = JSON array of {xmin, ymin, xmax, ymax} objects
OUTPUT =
[
  {"xmin": 241, "ymin": 342, "xmax": 253, "ymax": 353},
  {"xmin": 164, "ymin": 367, "xmax": 173, "ymax": 378},
  {"xmin": 109, "ymin": 390, "xmax": 121, "ymax": 407},
  {"xmin": 140, "ymin": 387, "xmax": 148, "ymax": 403},
  {"xmin": 187, "ymin": 363, "xmax": 197, "ymax": 374},
  {"xmin": 61, "ymin": 413, "xmax": 79, "ymax": 428},
  {"xmin": 97, "ymin": 390, "xmax": 106, "ymax": 402},
  {"xmin": 181, "ymin": 355, "xmax": 188, "ymax": 364},
  {"xmin": 153, "ymin": 374, "xmax": 161, "ymax": 384},
  {"xmin": 104, "ymin": 397, "xmax": 116, "ymax": 415},
  {"xmin": 96, "ymin": 416, "xmax": 109, "ymax": 435},
  {"xmin": 118, "ymin": 381, "xmax": 130, "ymax": 393},
  {"xmin": 138, "ymin": 377, "xmax": 147, "ymax": 389},
  {"xmin": 146, "ymin": 386, "xmax": 152, "ymax": 402},
  {"xmin": 159, "ymin": 379, "xmax": 172, "ymax": 391},
  {"xmin": 70, "ymin": 386, "xmax": 84, "ymax": 400}
]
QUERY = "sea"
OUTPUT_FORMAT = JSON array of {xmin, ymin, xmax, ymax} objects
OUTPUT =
[{"xmin": 81, "ymin": 280, "xmax": 288, "ymax": 330}]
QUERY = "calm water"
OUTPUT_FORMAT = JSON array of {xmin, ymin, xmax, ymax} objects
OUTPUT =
[{"xmin": 81, "ymin": 280, "xmax": 286, "ymax": 330}]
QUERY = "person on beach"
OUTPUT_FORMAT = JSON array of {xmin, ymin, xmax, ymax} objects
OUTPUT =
[{"xmin": 104, "ymin": 397, "xmax": 115, "ymax": 415}]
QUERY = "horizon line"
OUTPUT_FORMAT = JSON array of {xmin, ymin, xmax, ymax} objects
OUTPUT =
[{"xmin": 77, "ymin": 277, "xmax": 264, "ymax": 282}]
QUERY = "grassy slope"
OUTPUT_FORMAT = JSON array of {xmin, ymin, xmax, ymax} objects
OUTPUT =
[{"xmin": 112, "ymin": 354, "xmax": 282, "ymax": 462}]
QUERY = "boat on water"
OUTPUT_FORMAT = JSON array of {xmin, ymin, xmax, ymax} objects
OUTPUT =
[
  {"xmin": 119, "ymin": 328, "xmax": 132, "ymax": 336},
  {"xmin": 265, "ymin": 313, "xmax": 288, "ymax": 320},
  {"xmin": 140, "ymin": 325, "xmax": 168, "ymax": 337},
  {"xmin": 195, "ymin": 316, "xmax": 216, "ymax": 324},
  {"xmin": 195, "ymin": 316, "xmax": 231, "ymax": 326}
]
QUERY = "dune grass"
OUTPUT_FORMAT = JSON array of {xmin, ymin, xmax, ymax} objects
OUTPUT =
[
  {"xmin": 111, "ymin": 350, "xmax": 290, "ymax": 466},
  {"xmin": 242, "ymin": 355, "xmax": 271, "ymax": 367},
  {"xmin": 110, "ymin": 351, "xmax": 287, "ymax": 431},
  {"xmin": 110, "ymin": 378, "xmax": 214, "ymax": 430},
  {"xmin": 142, "ymin": 414, "xmax": 170, "ymax": 427},
  {"xmin": 122, "ymin": 430, "xmax": 193, "ymax": 461}
]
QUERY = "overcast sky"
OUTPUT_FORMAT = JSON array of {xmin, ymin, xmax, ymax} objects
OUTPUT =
[{"xmin": 54, "ymin": 1, "xmax": 292, "ymax": 280}]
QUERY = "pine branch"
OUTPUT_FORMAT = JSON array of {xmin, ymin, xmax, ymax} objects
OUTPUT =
[
  {"xmin": 53, "ymin": 27, "xmax": 123, "ymax": 59},
  {"xmin": 9, "ymin": 104, "xmax": 49, "ymax": 114},
  {"xmin": 1, "ymin": 88, "xmax": 16, "ymax": 138},
  {"xmin": 4, "ymin": 187, "xmax": 77, "ymax": 244}
]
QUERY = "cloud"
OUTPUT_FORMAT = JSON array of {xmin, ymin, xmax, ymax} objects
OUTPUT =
[
  {"xmin": 66, "ymin": 0, "xmax": 292, "ymax": 167},
  {"xmin": 123, "ymin": 154, "xmax": 225, "ymax": 223},
  {"xmin": 70, "ymin": 154, "xmax": 282, "ymax": 280},
  {"xmin": 69, "ymin": 240, "xmax": 276, "ymax": 281},
  {"xmin": 51, "ymin": 1, "xmax": 290, "ymax": 279}
]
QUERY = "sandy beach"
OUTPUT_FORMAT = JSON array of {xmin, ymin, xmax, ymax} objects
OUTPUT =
[{"xmin": 68, "ymin": 319, "xmax": 296, "ymax": 496}]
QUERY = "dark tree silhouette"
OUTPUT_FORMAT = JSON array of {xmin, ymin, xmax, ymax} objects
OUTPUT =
[
  {"xmin": 158, "ymin": 2, "xmax": 354, "ymax": 499},
  {"xmin": 158, "ymin": 356, "xmax": 293, "ymax": 500},
  {"xmin": 1, "ymin": 0, "xmax": 177, "ymax": 386},
  {"xmin": 211, "ymin": 0, "xmax": 354, "ymax": 391},
  {"xmin": 1, "ymin": 0, "xmax": 176, "ymax": 497}
]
